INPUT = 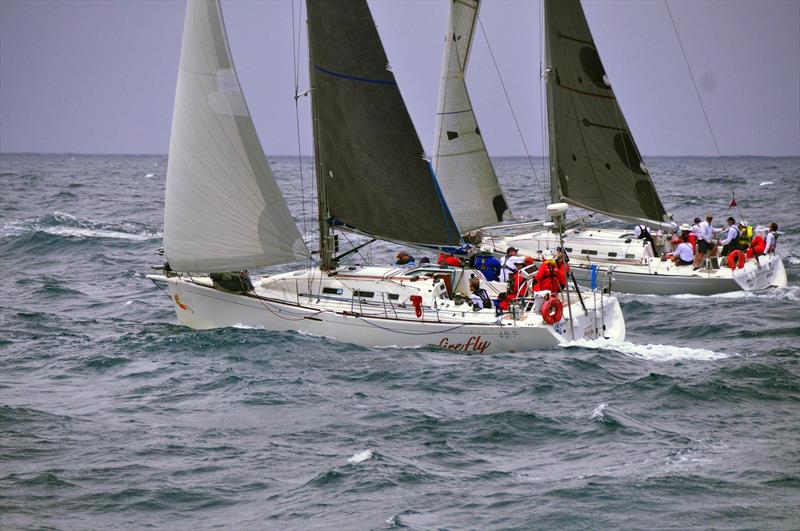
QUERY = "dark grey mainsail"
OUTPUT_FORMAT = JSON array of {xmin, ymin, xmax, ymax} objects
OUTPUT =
[
  {"xmin": 307, "ymin": 0, "xmax": 462, "ymax": 253},
  {"xmin": 545, "ymin": 0, "xmax": 670, "ymax": 228}
]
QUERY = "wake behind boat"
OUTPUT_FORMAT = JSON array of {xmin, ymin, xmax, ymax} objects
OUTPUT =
[{"xmin": 147, "ymin": 0, "xmax": 625, "ymax": 352}]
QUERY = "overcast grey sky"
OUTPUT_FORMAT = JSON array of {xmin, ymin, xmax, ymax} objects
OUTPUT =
[{"xmin": 1, "ymin": 0, "xmax": 798, "ymax": 156}]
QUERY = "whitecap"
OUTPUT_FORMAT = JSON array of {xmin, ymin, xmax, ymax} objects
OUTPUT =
[
  {"xmin": 759, "ymin": 181, "xmax": 773, "ymax": 186},
  {"xmin": 565, "ymin": 338, "xmax": 731, "ymax": 361},
  {"xmin": 662, "ymin": 286, "xmax": 799, "ymax": 302},
  {"xmin": 347, "ymin": 449, "xmax": 373, "ymax": 464},
  {"xmin": 39, "ymin": 226, "xmax": 160, "ymax": 241},
  {"xmin": 145, "ymin": 173, "xmax": 155, "ymax": 178},
  {"xmin": 590, "ymin": 402, "xmax": 608, "ymax": 420},
  {"xmin": 232, "ymin": 323, "xmax": 263, "ymax": 330}
]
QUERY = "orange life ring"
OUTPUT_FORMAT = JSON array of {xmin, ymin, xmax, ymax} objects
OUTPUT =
[
  {"xmin": 541, "ymin": 297, "xmax": 563, "ymax": 325},
  {"xmin": 728, "ymin": 250, "xmax": 746, "ymax": 270}
]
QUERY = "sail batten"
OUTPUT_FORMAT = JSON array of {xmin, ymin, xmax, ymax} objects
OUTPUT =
[
  {"xmin": 307, "ymin": 0, "xmax": 461, "ymax": 247},
  {"xmin": 432, "ymin": 0, "xmax": 511, "ymax": 232},
  {"xmin": 545, "ymin": 0, "xmax": 669, "ymax": 228},
  {"xmin": 164, "ymin": 0, "xmax": 309, "ymax": 273}
]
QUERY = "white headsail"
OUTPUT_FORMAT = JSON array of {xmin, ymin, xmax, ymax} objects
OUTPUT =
[
  {"xmin": 164, "ymin": 0, "xmax": 309, "ymax": 272},
  {"xmin": 432, "ymin": 0, "xmax": 511, "ymax": 232}
]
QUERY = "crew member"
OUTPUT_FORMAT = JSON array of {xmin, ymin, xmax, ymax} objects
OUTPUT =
[
  {"xmin": 510, "ymin": 257, "xmax": 534, "ymax": 298},
  {"xmin": 634, "ymin": 223, "xmax": 658, "ymax": 257},
  {"xmin": 748, "ymin": 231, "xmax": 766, "ymax": 258},
  {"xmin": 718, "ymin": 216, "xmax": 740, "ymax": 257},
  {"xmin": 468, "ymin": 277, "xmax": 492, "ymax": 310},
  {"xmin": 693, "ymin": 212, "xmax": 720, "ymax": 269},
  {"xmin": 763, "ymin": 223, "xmax": 779, "ymax": 255},
  {"xmin": 736, "ymin": 221, "xmax": 753, "ymax": 252},
  {"xmin": 555, "ymin": 247, "xmax": 570, "ymax": 278},
  {"xmin": 667, "ymin": 230, "xmax": 694, "ymax": 266},
  {"xmin": 689, "ymin": 217, "xmax": 702, "ymax": 249},
  {"xmin": 395, "ymin": 251, "xmax": 415, "ymax": 266},
  {"xmin": 499, "ymin": 247, "xmax": 519, "ymax": 283},
  {"xmin": 437, "ymin": 253, "xmax": 462, "ymax": 267},
  {"xmin": 534, "ymin": 251, "xmax": 566, "ymax": 295}
]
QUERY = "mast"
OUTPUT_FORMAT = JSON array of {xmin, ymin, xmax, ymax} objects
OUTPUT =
[
  {"xmin": 307, "ymin": 18, "xmax": 334, "ymax": 271},
  {"xmin": 544, "ymin": 0, "xmax": 559, "ymax": 206}
]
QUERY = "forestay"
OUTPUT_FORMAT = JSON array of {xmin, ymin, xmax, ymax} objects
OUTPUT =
[
  {"xmin": 432, "ymin": 0, "xmax": 511, "ymax": 232},
  {"xmin": 307, "ymin": 0, "xmax": 462, "ymax": 247},
  {"xmin": 545, "ymin": 0, "xmax": 670, "ymax": 229},
  {"xmin": 164, "ymin": 0, "xmax": 308, "ymax": 272}
]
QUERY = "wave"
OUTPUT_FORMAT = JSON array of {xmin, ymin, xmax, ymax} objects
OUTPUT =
[
  {"xmin": 671, "ymin": 285, "xmax": 800, "ymax": 302},
  {"xmin": 627, "ymin": 285, "xmax": 800, "ymax": 302},
  {"xmin": 565, "ymin": 338, "xmax": 731, "ymax": 361},
  {"xmin": 347, "ymin": 449, "xmax": 374, "ymax": 464},
  {"xmin": 1, "ymin": 212, "xmax": 161, "ymax": 241}
]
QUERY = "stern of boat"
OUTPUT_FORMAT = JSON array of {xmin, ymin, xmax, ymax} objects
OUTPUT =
[
  {"xmin": 563, "ymin": 293, "xmax": 626, "ymax": 343},
  {"xmin": 732, "ymin": 254, "xmax": 788, "ymax": 291}
]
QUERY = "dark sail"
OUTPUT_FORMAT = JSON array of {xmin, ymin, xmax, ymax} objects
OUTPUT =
[
  {"xmin": 307, "ymin": 0, "xmax": 462, "ymax": 246},
  {"xmin": 545, "ymin": 0, "xmax": 670, "ymax": 228}
]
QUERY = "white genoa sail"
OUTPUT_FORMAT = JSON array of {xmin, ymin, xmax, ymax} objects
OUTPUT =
[
  {"xmin": 432, "ymin": 0, "xmax": 511, "ymax": 232},
  {"xmin": 164, "ymin": 0, "xmax": 309, "ymax": 272}
]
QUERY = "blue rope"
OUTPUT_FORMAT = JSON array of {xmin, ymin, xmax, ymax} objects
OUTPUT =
[
  {"xmin": 427, "ymin": 161, "xmax": 463, "ymax": 246},
  {"xmin": 314, "ymin": 64, "xmax": 396, "ymax": 86}
]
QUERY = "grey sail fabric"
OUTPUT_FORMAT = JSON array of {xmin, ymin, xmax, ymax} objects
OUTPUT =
[
  {"xmin": 545, "ymin": 0, "xmax": 670, "ymax": 229},
  {"xmin": 307, "ymin": 0, "xmax": 461, "ymax": 247},
  {"xmin": 432, "ymin": 0, "xmax": 511, "ymax": 232},
  {"xmin": 164, "ymin": 0, "xmax": 309, "ymax": 272}
]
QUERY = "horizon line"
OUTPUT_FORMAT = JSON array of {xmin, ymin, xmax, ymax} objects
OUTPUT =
[{"xmin": 2, "ymin": 151, "xmax": 799, "ymax": 158}]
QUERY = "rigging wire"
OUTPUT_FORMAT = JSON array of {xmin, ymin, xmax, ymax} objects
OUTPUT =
[
  {"xmin": 337, "ymin": 230, "xmax": 370, "ymax": 265},
  {"xmin": 477, "ymin": 17, "xmax": 546, "ymax": 203},
  {"xmin": 664, "ymin": 0, "xmax": 743, "ymax": 219}
]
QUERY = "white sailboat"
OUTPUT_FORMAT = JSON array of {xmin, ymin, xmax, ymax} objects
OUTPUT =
[
  {"xmin": 147, "ymin": 0, "xmax": 625, "ymax": 353},
  {"xmin": 433, "ymin": 0, "xmax": 787, "ymax": 296}
]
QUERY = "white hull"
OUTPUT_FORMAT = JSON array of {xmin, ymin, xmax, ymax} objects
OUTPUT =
[
  {"xmin": 149, "ymin": 265, "xmax": 625, "ymax": 354},
  {"xmin": 490, "ymin": 229, "xmax": 788, "ymax": 296}
]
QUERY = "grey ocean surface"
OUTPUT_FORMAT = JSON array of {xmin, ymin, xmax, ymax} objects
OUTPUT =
[{"xmin": 1, "ymin": 154, "xmax": 799, "ymax": 529}]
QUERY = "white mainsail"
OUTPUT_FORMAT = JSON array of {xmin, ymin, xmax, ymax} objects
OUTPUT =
[
  {"xmin": 432, "ymin": 0, "xmax": 511, "ymax": 232},
  {"xmin": 164, "ymin": 0, "xmax": 308, "ymax": 272}
]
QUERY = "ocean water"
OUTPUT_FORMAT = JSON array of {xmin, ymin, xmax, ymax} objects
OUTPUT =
[{"xmin": 1, "ymin": 153, "xmax": 799, "ymax": 529}]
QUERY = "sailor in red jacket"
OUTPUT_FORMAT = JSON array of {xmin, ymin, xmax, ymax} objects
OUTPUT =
[
  {"xmin": 510, "ymin": 256, "xmax": 535, "ymax": 298},
  {"xmin": 535, "ymin": 250, "xmax": 566, "ymax": 295}
]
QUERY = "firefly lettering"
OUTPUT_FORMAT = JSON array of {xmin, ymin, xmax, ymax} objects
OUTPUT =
[{"xmin": 439, "ymin": 335, "xmax": 490, "ymax": 354}]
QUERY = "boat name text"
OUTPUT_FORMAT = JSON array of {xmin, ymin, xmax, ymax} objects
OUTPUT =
[{"xmin": 439, "ymin": 336, "xmax": 490, "ymax": 354}]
